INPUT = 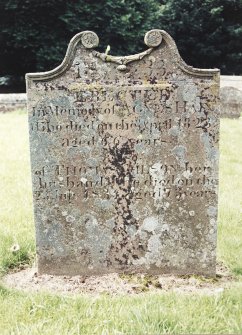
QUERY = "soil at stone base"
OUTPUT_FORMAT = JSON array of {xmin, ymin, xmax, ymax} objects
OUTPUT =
[{"xmin": 2, "ymin": 262, "xmax": 237, "ymax": 296}]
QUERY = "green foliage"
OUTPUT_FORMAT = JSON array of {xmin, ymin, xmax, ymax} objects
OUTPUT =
[
  {"xmin": 160, "ymin": 0, "xmax": 242, "ymax": 74},
  {"xmin": 62, "ymin": 0, "xmax": 161, "ymax": 55},
  {"xmin": 0, "ymin": 0, "xmax": 242, "ymax": 81},
  {"xmin": 0, "ymin": 0, "xmax": 160, "ymax": 75}
]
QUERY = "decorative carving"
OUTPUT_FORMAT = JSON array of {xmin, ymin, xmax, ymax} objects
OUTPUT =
[
  {"xmin": 26, "ymin": 29, "xmax": 219, "ymax": 81},
  {"xmin": 92, "ymin": 29, "xmax": 162, "ymax": 71},
  {"xmin": 93, "ymin": 48, "xmax": 153, "ymax": 71},
  {"xmin": 81, "ymin": 31, "xmax": 99, "ymax": 49},
  {"xmin": 116, "ymin": 64, "xmax": 127, "ymax": 71},
  {"xmin": 144, "ymin": 29, "xmax": 163, "ymax": 47}
]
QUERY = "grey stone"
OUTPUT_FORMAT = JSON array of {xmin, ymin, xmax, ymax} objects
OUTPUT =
[
  {"xmin": 0, "ymin": 93, "xmax": 26, "ymax": 112},
  {"xmin": 220, "ymin": 86, "xmax": 242, "ymax": 118},
  {"xmin": 26, "ymin": 29, "xmax": 220, "ymax": 276}
]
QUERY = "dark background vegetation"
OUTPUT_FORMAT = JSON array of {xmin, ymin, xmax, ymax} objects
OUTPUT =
[{"xmin": 0, "ymin": 0, "xmax": 242, "ymax": 92}]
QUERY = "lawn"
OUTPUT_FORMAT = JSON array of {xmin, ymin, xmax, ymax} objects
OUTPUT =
[{"xmin": 0, "ymin": 110, "xmax": 241, "ymax": 335}]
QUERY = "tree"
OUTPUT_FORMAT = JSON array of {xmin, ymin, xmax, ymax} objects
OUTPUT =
[
  {"xmin": 160, "ymin": 0, "xmax": 242, "ymax": 74},
  {"xmin": 1, "ymin": 0, "xmax": 242, "ymax": 91},
  {"xmin": 0, "ymin": 0, "xmax": 161, "ymax": 79}
]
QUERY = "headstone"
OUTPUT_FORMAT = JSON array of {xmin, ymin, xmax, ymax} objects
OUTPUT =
[
  {"xmin": 220, "ymin": 86, "xmax": 242, "ymax": 118},
  {"xmin": 26, "ymin": 30, "xmax": 220, "ymax": 276}
]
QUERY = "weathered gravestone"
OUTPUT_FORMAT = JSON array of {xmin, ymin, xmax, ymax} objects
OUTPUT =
[
  {"xmin": 26, "ymin": 30, "xmax": 220, "ymax": 276},
  {"xmin": 220, "ymin": 86, "xmax": 242, "ymax": 118}
]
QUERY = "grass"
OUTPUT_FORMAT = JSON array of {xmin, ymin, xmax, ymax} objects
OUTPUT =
[
  {"xmin": 0, "ymin": 287, "xmax": 242, "ymax": 335},
  {"xmin": 0, "ymin": 110, "xmax": 35, "ymax": 273},
  {"xmin": 217, "ymin": 117, "xmax": 242, "ymax": 276},
  {"xmin": 0, "ymin": 110, "xmax": 242, "ymax": 334}
]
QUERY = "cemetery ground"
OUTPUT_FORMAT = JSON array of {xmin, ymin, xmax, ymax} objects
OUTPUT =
[{"xmin": 0, "ymin": 110, "xmax": 241, "ymax": 334}]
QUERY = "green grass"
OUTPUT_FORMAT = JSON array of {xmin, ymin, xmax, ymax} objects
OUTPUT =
[
  {"xmin": 0, "ymin": 286, "xmax": 242, "ymax": 335},
  {"xmin": 217, "ymin": 117, "xmax": 242, "ymax": 275},
  {"xmin": 0, "ymin": 111, "xmax": 242, "ymax": 334},
  {"xmin": 0, "ymin": 110, "xmax": 35, "ymax": 273}
]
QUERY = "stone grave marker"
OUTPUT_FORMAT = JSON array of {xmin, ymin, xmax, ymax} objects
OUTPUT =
[
  {"xmin": 26, "ymin": 30, "xmax": 220, "ymax": 276},
  {"xmin": 220, "ymin": 86, "xmax": 242, "ymax": 118}
]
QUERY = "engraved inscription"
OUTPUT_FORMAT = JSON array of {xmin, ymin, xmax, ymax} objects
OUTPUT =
[{"xmin": 26, "ymin": 30, "xmax": 220, "ymax": 277}]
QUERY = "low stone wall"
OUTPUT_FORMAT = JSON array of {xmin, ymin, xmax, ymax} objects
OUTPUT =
[
  {"xmin": 0, "ymin": 93, "xmax": 26, "ymax": 112},
  {"xmin": 221, "ymin": 75, "xmax": 242, "ymax": 90}
]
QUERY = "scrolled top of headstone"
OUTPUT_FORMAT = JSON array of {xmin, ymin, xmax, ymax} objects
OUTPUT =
[
  {"xmin": 144, "ymin": 29, "xmax": 163, "ymax": 47},
  {"xmin": 79, "ymin": 29, "xmax": 163, "ymax": 50},
  {"xmin": 26, "ymin": 29, "xmax": 219, "ymax": 81},
  {"xmin": 80, "ymin": 31, "xmax": 99, "ymax": 49},
  {"xmin": 80, "ymin": 29, "xmax": 163, "ymax": 50}
]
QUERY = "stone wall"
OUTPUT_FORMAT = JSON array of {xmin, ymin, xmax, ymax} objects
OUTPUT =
[
  {"xmin": 0, "ymin": 93, "xmax": 26, "ymax": 112},
  {"xmin": 221, "ymin": 75, "xmax": 242, "ymax": 90}
]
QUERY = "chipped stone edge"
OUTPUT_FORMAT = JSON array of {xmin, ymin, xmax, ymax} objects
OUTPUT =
[{"xmin": 25, "ymin": 29, "xmax": 220, "ymax": 84}]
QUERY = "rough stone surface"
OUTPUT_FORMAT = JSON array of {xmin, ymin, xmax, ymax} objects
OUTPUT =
[
  {"xmin": 26, "ymin": 29, "xmax": 220, "ymax": 277},
  {"xmin": 220, "ymin": 86, "xmax": 242, "ymax": 118},
  {"xmin": 0, "ymin": 93, "xmax": 26, "ymax": 112}
]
